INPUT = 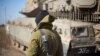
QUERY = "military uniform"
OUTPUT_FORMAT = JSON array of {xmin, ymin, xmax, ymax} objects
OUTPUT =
[{"xmin": 27, "ymin": 10, "xmax": 63, "ymax": 56}]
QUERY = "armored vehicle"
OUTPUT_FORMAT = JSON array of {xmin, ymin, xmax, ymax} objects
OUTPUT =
[
  {"xmin": 67, "ymin": 23, "xmax": 96, "ymax": 55},
  {"xmin": 6, "ymin": 0, "xmax": 100, "ymax": 56}
]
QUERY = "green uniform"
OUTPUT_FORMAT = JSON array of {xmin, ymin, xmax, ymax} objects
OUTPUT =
[
  {"xmin": 27, "ymin": 11, "xmax": 63, "ymax": 56},
  {"xmin": 27, "ymin": 29, "xmax": 63, "ymax": 56}
]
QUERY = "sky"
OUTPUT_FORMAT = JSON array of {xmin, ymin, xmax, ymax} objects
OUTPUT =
[{"xmin": 0, "ymin": 0, "xmax": 26, "ymax": 24}]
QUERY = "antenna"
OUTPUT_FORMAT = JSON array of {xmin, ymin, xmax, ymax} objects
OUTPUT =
[
  {"xmin": 97, "ymin": 0, "xmax": 100, "ymax": 12},
  {"xmin": 5, "ymin": 6, "xmax": 7, "ymax": 24}
]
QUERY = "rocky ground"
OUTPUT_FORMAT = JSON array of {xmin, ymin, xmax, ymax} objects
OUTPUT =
[{"xmin": 0, "ymin": 26, "xmax": 26, "ymax": 56}]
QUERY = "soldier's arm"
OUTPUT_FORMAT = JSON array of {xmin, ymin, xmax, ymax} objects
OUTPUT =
[
  {"xmin": 56, "ymin": 36, "xmax": 63, "ymax": 56},
  {"xmin": 55, "ymin": 32, "xmax": 63, "ymax": 56},
  {"xmin": 27, "ymin": 32, "xmax": 39, "ymax": 56}
]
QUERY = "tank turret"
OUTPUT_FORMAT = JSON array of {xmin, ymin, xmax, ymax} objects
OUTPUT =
[
  {"xmin": 43, "ymin": 0, "xmax": 100, "ymax": 23},
  {"xmin": 20, "ymin": 0, "xmax": 45, "ymax": 17}
]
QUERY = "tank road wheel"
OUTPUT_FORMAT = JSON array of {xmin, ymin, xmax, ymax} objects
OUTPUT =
[
  {"xmin": 23, "ymin": 46, "xmax": 27, "ymax": 51},
  {"xmin": 13, "ymin": 40, "xmax": 16, "ymax": 46},
  {"xmin": 20, "ymin": 45, "xmax": 27, "ymax": 51},
  {"xmin": 17, "ymin": 42, "xmax": 20, "ymax": 48},
  {"xmin": 20, "ymin": 45, "xmax": 28, "ymax": 54},
  {"xmin": 21, "ymin": 45, "xmax": 24, "ymax": 51},
  {"xmin": 23, "ymin": 46, "xmax": 28, "ymax": 54},
  {"xmin": 10, "ymin": 39, "xmax": 14, "ymax": 46},
  {"xmin": 14, "ymin": 41, "xmax": 20, "ymax": 48},
  {"xmin": 11, "ymin": 40, "xmax": 17, "ymax": 46}
]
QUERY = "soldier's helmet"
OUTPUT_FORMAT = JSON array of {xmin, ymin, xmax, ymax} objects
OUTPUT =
[{"xmin": 35, "ymin": 10, "xmax": 56, "ymax": 25}]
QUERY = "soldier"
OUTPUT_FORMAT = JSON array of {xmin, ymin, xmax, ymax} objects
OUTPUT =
[{"xmin": 27, "ymin": 10, "xmax": 63, "ymax": 56}]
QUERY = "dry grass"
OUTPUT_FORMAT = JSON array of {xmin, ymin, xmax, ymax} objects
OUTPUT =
[
  {"xmin": 0, "ymin": 26, "xmax": 11, "ymax": 49},
  {"xmin": 0, "ymin": 26, "xmax": 25, "ymax": 56}
]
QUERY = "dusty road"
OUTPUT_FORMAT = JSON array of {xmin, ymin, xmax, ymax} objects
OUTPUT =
[{"xmin": 0, "ymin": 26, "xmax": 26, "ymax": 56}]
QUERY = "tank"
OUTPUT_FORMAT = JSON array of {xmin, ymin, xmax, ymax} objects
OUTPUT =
[
  {"xmin": 7, "ymin": 0, "xmax": 100, "ymax": 56},
  {"xmin": 43, "ymin": 0, "xmax": 100, "ymax": 55}
]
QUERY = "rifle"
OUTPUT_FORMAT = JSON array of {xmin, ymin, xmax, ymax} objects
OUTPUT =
[{"xmin": 40, "ymin": 29, "xmax": 52, "ymax": 56}]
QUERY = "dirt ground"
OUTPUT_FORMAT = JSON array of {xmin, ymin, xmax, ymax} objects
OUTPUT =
[{"xmin": 0, "ymin": 26, "xmax": 26, "ymax": 56}]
